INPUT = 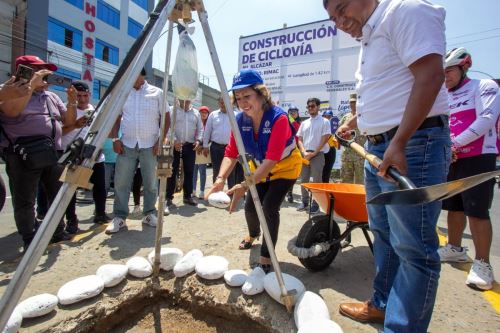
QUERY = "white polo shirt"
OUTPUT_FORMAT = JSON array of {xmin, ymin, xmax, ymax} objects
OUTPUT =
[
  {"xmin": 120, "ymin": 81, "xmax": 166, "ymax": 149},
  {"xmin": 355, "ymin": 0, "xmax": 449, "ymax": 135},
  {"xmin": 296, "ymin": 115, "xmax": 331, "ymax": 154}
]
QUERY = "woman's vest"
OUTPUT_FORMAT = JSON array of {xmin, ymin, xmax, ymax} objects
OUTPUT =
[{"xmin": 236, "ymin": 106, "xmax": 302, "ymax": 181}]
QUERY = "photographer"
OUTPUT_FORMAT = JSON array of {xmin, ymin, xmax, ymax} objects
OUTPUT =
[
  {"xmin": 0, "ymin": 55, "xmax": 76, "ymax": 252},
  {"xmin": 0, "ymin": 76, "xmax": 31, "ymax": 102}
]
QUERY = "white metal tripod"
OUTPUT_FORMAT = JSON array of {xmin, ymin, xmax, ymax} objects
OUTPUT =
[{"xmin": 0, "ymin": 1, "xmax": 294, "ymax": 330}]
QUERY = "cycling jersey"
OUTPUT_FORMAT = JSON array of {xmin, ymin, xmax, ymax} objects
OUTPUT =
[{"xmin": 447, "ymin": 78, "xmax": 500, "ymax": 159}]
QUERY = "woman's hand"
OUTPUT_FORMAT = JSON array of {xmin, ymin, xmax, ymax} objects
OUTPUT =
[
  {"xmin": 204, "ymin": 177, "xmax": 225, "ymax": 200},
  {"xmin": 227, "ymin": 182, "xmax": 248, "ymax": 213}
]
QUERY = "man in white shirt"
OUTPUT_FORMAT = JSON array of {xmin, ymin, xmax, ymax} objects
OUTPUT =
[
  {"xmin": 165, "ymin": 99, "xmax": 203, "ymax": 211},
  {"xmin": 325, "ymin": 0, "xmax": 450, "ymax": 331},
  {"xmin": 61, "ymin": 81, "xmax": 109, "ymax": 233},
  {"xmin": 296, "ymin": 97, "xmax": 331, "ymax": 213},
  {"xmin": 202, "ymin": 96, "xmax": 242, "ymax": 189},
  {"xmin": 107, "ymin": 69, "xmax": 169, "ymax": 234}
]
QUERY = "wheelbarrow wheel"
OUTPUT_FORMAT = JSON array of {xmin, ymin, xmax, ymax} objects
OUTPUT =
[{"xmin": 296, "ymin": 214, "xmax": 341, "ymax": 272}]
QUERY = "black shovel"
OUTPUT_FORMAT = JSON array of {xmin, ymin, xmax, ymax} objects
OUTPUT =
[{"xmin": 335, "ymin": 133, "xmax": 500, "ymax": 205}]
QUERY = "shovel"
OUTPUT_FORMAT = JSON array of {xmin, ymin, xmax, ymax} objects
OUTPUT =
[{"xmin": 335, "ymin": 133, "xmax": 500, "ymax": 205}]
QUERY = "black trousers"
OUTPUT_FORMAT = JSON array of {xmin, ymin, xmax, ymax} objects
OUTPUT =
[
  {"xmin": 133, "ymin": 167, "xmax": 142, "ymax": 206},
  {"xmin": 210, "ymin": 142, "xmax": 244, "ymax": 189},
  {"xmin": 41, "ymin": 161, "xmax": 107, "ymax": 223},
  {"xmin": 322, "ymin": 147, "xmax": 336, "ymax": 183},
  {"xmin": 4, "ymin": 152, "xmax": 65, "ymax": 244},
  {"xmin": 244, "ymin": 178, "xmax": 295, "ymax": 258},
  {"xmin": 166, "ymin": 142, "xmax": 196, "ymax": 200},
  {"xmin": 210, "ymin": 142, "xmax": 226, "ymax": 183}
]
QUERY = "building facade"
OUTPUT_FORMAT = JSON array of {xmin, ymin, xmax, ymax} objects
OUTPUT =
[{"xmin": 7, "ymin": 0, "xmax": 153, "ymax": 102}]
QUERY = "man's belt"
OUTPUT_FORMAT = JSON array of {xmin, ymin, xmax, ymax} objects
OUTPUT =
[
  {"xmin": 211, "ymin": 142, "xmax": 227, "ymax": 147},
  {"xmin": 366, "ymin": 115, "xmax": 448, "ymax": 145}
]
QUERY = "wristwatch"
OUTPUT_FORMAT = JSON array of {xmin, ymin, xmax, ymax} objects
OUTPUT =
[{"xmin": 112, "ymin": 138, "xmax": 120, "ymax": 143}]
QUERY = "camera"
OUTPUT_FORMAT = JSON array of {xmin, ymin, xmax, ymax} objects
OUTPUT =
[
  {"xmin": 44, "ymin": 74, "xmax": 72, "ymax": 89},
  {"xmin": 14, "ymin": 65, "xmax": 33, "ymax": 82}
]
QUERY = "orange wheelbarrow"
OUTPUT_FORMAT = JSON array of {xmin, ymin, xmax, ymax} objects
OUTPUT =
[{"xmin": 295, "ymin": 183, "xmax": 373, "ymax": 271}]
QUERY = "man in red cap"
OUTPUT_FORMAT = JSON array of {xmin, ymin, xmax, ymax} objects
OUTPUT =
[{"xmin": 0, "ymin": 55, "xmax": 77, "ymax": 251}]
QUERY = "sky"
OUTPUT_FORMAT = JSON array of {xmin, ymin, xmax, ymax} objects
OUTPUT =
[{"xmin": 152, "ymin": 0, "xmax": 500, "ymax": 90}]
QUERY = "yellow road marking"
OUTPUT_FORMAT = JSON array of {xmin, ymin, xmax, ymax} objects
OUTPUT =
[
  {"xmin": 72, "ymin": 224, "xmax": 107, "ymax": 242},
  {"xmin": 438, "ymin": 229, "xmax": 500, "ymax": 314}
]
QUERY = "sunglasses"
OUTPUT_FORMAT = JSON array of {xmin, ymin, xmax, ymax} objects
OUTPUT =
[{"xmin": 306, "ymin": 104, "xmax": 316, "ymax": 109}]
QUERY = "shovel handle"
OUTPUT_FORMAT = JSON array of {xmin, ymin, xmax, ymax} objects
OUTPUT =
[{"xmin": 348, "ymin": 141, "xmax": 416, "ymax": 190}]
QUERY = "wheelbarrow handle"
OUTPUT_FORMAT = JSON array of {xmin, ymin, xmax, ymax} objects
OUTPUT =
[{"xmin": 335, "ymin": 133, "xmax": 416, "ymax": 190}]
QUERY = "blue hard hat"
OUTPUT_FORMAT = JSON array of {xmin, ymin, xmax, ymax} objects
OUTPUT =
[
  {"xmin": 229, "ymin": 69, "xmax": 264, "ymax": 91},
  {"xmin": 323, "ymin": 110, "xmax": 334, "ymax": 117}
]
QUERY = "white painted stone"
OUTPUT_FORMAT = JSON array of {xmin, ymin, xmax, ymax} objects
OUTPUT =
[
  {"xmin": 126, "ymin": 257, "xmax": 153, "ymax": 278},
  {"xmin": 297, "ymin": 319, "xmax": 343, "ymax": 333},
  {"xmin": 195, "ymin": 256, "xmax": 228, "ymax": 280},
  {"xmin": 264, "ymin": 272, "xmax": 306, "ymax": 305},
  {"xmin": 16, "ymin": 293, "xmax": 58, "ymax": 318},
  {"xmin": 174, "ymin": 249, "xmax": 203, "ymax": 277},
  {"xmin": 2, "ymin": 308, "xmax": 22, "ymax": 333},
  {"xmin": 147, "ymin": 247, "xmax": 184, "ymax": 271},
  {"xmin": 207, "ymin": 191, "xmax": 231, "ymax": 209},
  {"xmin": 224, "ymin": 269, "xmax": 248, "ymax": 287},
  {"xmin": 241, "ymin": 267, "xmax": 266, "ymax": 295},
  {"xmin": 96, "ymin": 264, "xmax": 128, "ymax": 287},
  {"xmin": 57, "ymin": 275, "xmax": 104, "ymax": 305},
  {"xmin": 294, "ymin": 291, "xmax": 331, "ymax": 329}
]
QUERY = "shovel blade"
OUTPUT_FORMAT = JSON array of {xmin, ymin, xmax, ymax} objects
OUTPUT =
[{"xmin": 367, "ymin": 170, "xmax": 500, "ymax": 205}]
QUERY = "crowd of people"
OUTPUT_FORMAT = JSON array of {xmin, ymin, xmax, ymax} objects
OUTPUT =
[{"xmin": 0, "ymin": 0, "xmax": 499, "ymax": 332}]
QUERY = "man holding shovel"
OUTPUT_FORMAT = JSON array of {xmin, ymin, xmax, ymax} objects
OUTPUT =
[{"xmin": 325, "ymin": 0, "xmax": 450, "ymax": 332}]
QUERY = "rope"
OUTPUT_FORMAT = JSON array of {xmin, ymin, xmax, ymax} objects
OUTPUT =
[{"xmin": 287, "ymin": 236, "xmax": 332, "ymax": 259}]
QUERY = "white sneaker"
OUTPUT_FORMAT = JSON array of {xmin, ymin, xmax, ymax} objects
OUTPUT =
[
  {"xmin": 198, "ymin": 191, "xmax": 205, "ymax": 199},
  {"xmin": 437, "ymin": 244, "xmax": 470, "ymax": 262},
  {"xmin": 163, "ymin": 202, "xmax": 170, "ymax": 216},
  {"xmin": 297, "ymin": 203, "xmax": 308, "ymax": 211},
  {"xmin": 466, "ymin": 259, "xmax": 494, "ymax": 290},
  {"xmin": 106, "ymin": 217, "xmax": 126, "ymax": 234},
  {"xmin": 142, "ymin": 214, "xmax": 157, "ymax": 227},
  {"xmin": 132, "ymin": 205, "xmax": 141, "ymax": 215}
]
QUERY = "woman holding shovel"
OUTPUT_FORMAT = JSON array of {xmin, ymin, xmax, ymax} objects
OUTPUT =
[{"xmin": 205, "ymin": 69, "xmax": 302, "ymax": 273}]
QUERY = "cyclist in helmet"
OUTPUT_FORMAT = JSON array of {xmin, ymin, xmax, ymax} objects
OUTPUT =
[{"xmin": 439, "ymin": 47, "xmax": 500, "ymax": 290}]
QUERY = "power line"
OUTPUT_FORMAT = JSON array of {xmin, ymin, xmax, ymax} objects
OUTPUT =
[
  {"xmin": 448, "ymin": 34, "xmax": 500, "ymax": 47},
  {"xmin": 448, "ymin": 27, "xmax": 500, "ymax": 40}
]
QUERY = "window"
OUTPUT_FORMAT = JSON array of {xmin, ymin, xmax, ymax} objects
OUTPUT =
[
  {"xmin": 96, "ymin": 39, "xmax": 119, "ymax": 65},
  {"xmin": 51, "ymin": 67, "xmax": 81, "ymax": 92},
  {"xmin": 97, "ymin": 0, "xmax": 120, "ymax": 29},
  {"xmin": 131, "ymin": 0, "xmax": 148, "ymax": 11},
  {"xmin": 93, "ymin": 80, "xmax": 110, "ymax": 100},
  {"xmin": 48, "ymin": 17, "xmax": 82, "ymax": 51},
  {"xmin": 64, "ymin": 0, "xmax": 83, "ymax": 9},
  {"xmin": 127, "ymin": 18, "xmax": 143, "ymax": 38}
]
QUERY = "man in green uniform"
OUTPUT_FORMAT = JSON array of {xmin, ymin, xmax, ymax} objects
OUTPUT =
[{"xmin": 339, "ymin": 93, "xmax": 366, "ymax": 184}]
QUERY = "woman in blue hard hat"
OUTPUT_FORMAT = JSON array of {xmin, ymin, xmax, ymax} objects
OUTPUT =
[{"xmin": 205, "ymin": 69, "xmax": 302, "ymax": 273}]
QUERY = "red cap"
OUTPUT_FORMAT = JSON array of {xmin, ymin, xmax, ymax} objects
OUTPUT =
[
  {"xmin": 15, "ymin": 55, "xmax": 57, "ymax": 71},
  {"xmin": 199, "ymin": 106, "xmax": 210, "ymax": 113}
]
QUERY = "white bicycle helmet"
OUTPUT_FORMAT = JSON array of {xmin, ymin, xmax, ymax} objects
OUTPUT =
[{"xmin": 445, "ymin": 47, "xmax": 472, "ymax": 69}]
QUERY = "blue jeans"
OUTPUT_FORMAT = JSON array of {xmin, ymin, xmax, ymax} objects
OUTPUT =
[
  {"xmin": 193, "ymin": 164, "xmax": 207, "ymax": 193},
  {"xmin": 113, "ymin": 145, "xmax": 157, "ymax": 218},
  {"xmin": 365, "ymin": 126, "xmax": 451, "ymax": 333}
]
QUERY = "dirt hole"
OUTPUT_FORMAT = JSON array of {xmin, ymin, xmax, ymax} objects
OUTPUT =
[{"xmin": 88, "ymin": 288, "xmax": 272, "ymax": 333}]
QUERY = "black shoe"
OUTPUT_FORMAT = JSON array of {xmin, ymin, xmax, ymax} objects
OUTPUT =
[
  {"xmin": 183, "ymin": 197, "xmax": 197, "ymax": 206},
  {"xmin": 65, "ymin": 224, "xmax": 79, "ymax": 235},
  {"xmin": 93, "ymin": 214, "xmax": 110, "ymax": 224},
  {"xmin": 65, "ymin": 218, "xmax": 79, "ymax": 234},
  {"xmin": 256, "ymin": 263, "xmax": 271, "ymax": 274},
  {"xmin": 50, "ymin": 231, "xmax": 72, "ymax": 244}
]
